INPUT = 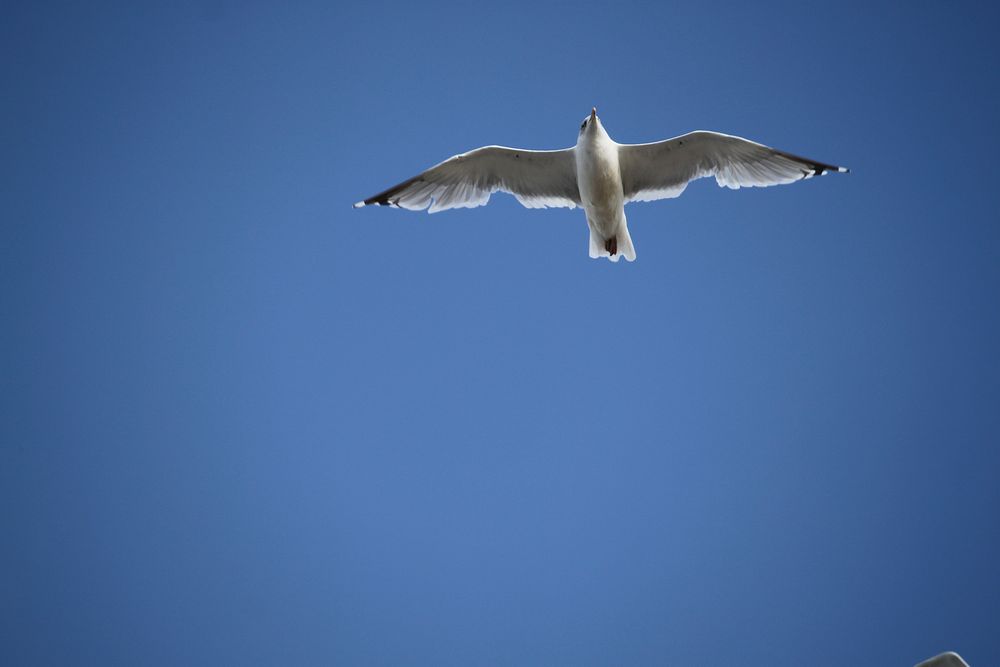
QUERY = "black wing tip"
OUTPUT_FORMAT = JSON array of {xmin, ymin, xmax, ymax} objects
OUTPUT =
[
  {"xmin": 775, "ymin": 149, "xmax": 850, "ymax": 178},
  {"xmin": 353, "ymin": 196, "xmax": 399, "ymax": 209},
  {"xmin": 355, "ymin": 175, "xmax": 423, "ymax": 210},
  {"xmin": 799, "ymin": 163, "xmax": 850, "ymax": 179}
]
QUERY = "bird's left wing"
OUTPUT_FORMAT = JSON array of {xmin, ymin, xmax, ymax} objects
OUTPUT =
[
  {"xmin": 354, "ymin": 146, "xmax": 580, "ymax": 213},
  {"xmin": 618, "ymin": 131, "xmax": 848, "ymax": 203}
]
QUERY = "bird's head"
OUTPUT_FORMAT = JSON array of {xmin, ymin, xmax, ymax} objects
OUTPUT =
[{"xmin": 579, "ymin": 107, "xmax": 601, "ymax": 137}]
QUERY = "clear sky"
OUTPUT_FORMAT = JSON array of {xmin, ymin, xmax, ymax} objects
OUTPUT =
[{"xmin": 3, "ymin": 1, "xmax": 999, "ymax": 665}]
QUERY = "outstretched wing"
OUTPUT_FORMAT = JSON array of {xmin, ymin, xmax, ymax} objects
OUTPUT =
[
  {"xmin": 354, "ymin": 146, "xmax": 580, "ymax": 213},
  {"xmin": 618, "ymin": 131, "xmax": 848, "ymax": 203}
]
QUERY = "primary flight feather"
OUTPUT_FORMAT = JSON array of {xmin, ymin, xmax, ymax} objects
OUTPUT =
[{"xmin": 354, "ymin": 108, "xmax": 848, "ymax": 262}]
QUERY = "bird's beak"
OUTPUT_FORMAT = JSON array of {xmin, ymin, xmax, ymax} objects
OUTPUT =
[{"xmin": 591, "ymin": 107, "xmax": 597, "ymax": 120}]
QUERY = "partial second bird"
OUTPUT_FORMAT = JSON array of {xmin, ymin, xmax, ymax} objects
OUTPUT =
[{"xmin": 354, "ymin": 108, "xmax": 848, "ymax": 262}]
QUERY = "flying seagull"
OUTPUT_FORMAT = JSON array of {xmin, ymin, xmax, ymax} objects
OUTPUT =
[{"xmin": 354, "ymin": 108, "xmax": 848, "ymax": 262}]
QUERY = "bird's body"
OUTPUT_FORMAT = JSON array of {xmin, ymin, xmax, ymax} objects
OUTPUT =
[
  {"xmin": 575, "ymin": 118, "xmax": 634, "ymax": 260},
  {"xmin": 354, "ymin": 109, "xmax": 848, "ymax": 261}
]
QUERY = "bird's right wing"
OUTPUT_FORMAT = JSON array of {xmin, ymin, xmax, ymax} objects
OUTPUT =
[
  {"xmin": 354, "ymin": 146, "xmax": 580, "ymax": 213},
  {"xmin": 618, "ymin": 131, "xmax": 848, "ymax": 203}
]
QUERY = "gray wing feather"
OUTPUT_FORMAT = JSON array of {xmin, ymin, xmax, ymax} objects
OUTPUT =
[
  {"xmin": 915, "ymin": 652, "xmax": 971, "ymax": 667},
  {"xmin": 355, "ymin": 146, "xmax": 580, "ymax": 213},
  {"xmin": 618, "ymin": 131, "xmax": 848, "ymax": 204}
]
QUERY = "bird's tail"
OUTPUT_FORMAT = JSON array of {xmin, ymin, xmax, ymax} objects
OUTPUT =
[{"xmin": 589, "ymin": 224, "xmax": 636, "ymax": 262}]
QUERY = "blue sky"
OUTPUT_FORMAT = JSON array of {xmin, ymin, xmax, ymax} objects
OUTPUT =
[{"xmin": 3, "ymin": 1, "xmax": 999, "ymax": 665}]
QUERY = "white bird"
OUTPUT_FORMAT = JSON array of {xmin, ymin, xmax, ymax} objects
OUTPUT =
[{"xmin": 354, "ymin": 108, "xmax": 848, "ymax": 262}]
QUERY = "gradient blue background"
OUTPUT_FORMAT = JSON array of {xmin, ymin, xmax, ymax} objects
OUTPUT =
[{"xmin": 3, "ymin": 1, "xmax": 999, "ymax": 665}]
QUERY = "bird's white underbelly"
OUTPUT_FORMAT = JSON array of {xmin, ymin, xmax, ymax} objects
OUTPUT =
[{"xmin": 577, "ymin": 143, "xmax": 625, "ymax": 238}]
